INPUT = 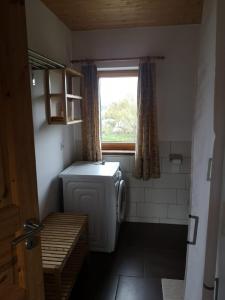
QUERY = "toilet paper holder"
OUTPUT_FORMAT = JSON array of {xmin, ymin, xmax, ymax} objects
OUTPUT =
[{"xmin": 169, "ymin": 154, "xmax": 183, "ymax": 164}]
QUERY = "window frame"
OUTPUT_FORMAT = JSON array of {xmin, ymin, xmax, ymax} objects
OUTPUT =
[{"xmin": 98, "ymin": 70, "xmax": 138, "ymax": 152}]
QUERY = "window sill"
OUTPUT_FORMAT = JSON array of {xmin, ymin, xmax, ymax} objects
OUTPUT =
[{"xmin": 102, "ymin": 150, "xmax": 135, "ymax": 155}]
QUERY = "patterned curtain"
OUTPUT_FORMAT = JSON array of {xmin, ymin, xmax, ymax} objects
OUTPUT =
[
  {"xmin": 134, "ymin": 59, "xmax": 160, "ymax": 179},
  {"xmin": 81, "ymin": 63, "xmax": 102, "ymax": 161}
]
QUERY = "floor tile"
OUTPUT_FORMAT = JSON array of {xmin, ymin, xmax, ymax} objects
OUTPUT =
[
  {"xmin": 118, "ymin": 222, "xmax": 187, "ymax": 251},
  {"xmin": 116, "ymin": 276, "xmax": 163, "ymax": 300},
  {"xmin": 70, "ymin": 266, "xmax": 119, "ymax": 300},
  {"xmin": 94, "ymin": 275, "xmax": 119, "ymax": 300},
  {"xmin": 108, "ymin": 246, "xmax": 145, "ymax": 277},
  {"xmin": 71, "ymin": 222, "xmax": 187, "ymax": 299},
  {"xmin": 144, "ymin": 249, "xmax": 186, "ymax": 279},
  {"xmin": 86, "ymin": 252, "xmax": 114, "ymax": 276}
]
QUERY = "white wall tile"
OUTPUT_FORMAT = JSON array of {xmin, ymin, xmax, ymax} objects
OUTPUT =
[
  {"xmin": 145, "ymin": 188, "xmax": 151, "ymax": 202},
  {"xmin": 120, "ymin": 156, "xmax": 133, "ymax": 173},
  {"xmin": 137, "ymin": 203, "xmax": 167, "ymax": 218},
  {"xmin": 159, "ymin": 218, "xmax": 188, "ymax": 225},
  {"xmin": 102, "ymin": 155, "xmax": 115, "ymax": 162},
  {"xmin": 126, "ymin": 216, "xmax": 160, "ymax": 223},
  {"xmin": 146, "ymin": 189, "xmax": 177, "ymax": 204},
  {"xmin": 167, "ymin": 204, "xmax": 188, "ymax": 219},
  {"xmin": 126, "ymin": 202, "xmax": 137, "ymax": 217},
  {"xmin": 151, "ymin": 173, "xmax": 186, "ymax": 189},
  {"xmin": 128, "ymin": 174, "xmax": 153, "ymax": 188},
  {"xmin": 159, "ymin": 141, "xmax": 171, "ymax": 157},
  {"xmin": 129, "ymin": 187, "xmax": 145, "ymax": 202},
  {"xmin": 161, "ymin": 158, "xmax": 171, "ymax": 173},
  {"xmin": 171, "ymin": 141, "xmax": 192, "ymax": 157},
  {"xmin": 103, "ymin": 140, "xmax": 191, "ymax": 225},
  {"xmin": 129, "ymin": 155, "xmax": 135, "ymax": 173},
  {"xmin": 161, "ymin": 158, "xmax": 181, "ymax": 174},
  {"xmin": 177, "ymin": 189, "xmax": 190, "ymax": 205},
  {"xmin": 180, "ymin": 158, "xmax": 191, "ymax": 173},
  {"xmin": 185, "ymin": 175, "xmax": 191, "ymax": 189},
  {"xmin": 123, "ymin": 172, "xmax": 132, "ymax": 184}
]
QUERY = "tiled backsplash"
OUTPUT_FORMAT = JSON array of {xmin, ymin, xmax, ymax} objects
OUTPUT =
[{"xmin": 103, "ymin": 141, "xmax": 191, "ymax": 225}]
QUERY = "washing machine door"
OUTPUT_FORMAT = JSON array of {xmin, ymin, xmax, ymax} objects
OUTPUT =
[{"xmin": 117, "ymin": 179, "xmax": 126, "ymax": 223}]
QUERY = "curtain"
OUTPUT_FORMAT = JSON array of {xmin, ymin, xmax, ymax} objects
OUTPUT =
[
  {"xmin": 81, "ymin": 63, "xmax": 102, "ymax": 161},
  {"xmin": 134, "ymin": 59, "xmax": 160, "ymax": 179}
]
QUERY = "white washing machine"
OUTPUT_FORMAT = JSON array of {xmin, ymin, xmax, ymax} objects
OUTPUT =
[{"xmin": 59, "ymin": 161, "xmax": 126, "ymax": 253}]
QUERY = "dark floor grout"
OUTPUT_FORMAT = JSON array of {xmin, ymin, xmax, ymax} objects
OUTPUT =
[{"xmin": 114, "ymin": 275, "xmax": 120, "ymax": 300}]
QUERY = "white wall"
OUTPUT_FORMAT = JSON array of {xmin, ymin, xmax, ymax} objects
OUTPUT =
[
  {"xmin": 72, "ymin": 25, "xmax": 199, "ymax": 224},
  {"xmin": 25, "ymin": 2, "xmax": 199, "ymax": 223},
  {"xmin": 25, "ymin": 0, "xmax": 79, "ymax": 219},
  {"xmin": 26, "ymin": 0, "xmax": 72, "ymax": 66},
  {"xmin": 72, "ymin": 25, "xmax": 199, "ymax": 141}
]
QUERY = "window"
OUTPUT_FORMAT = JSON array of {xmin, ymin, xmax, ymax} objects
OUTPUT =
[{"xmin": 98, "ymin": 70, "xmax": 138, "ymax": 151}]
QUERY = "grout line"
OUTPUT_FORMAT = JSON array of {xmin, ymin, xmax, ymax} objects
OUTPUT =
[
  {"xmin": 118, "ymin": 274, "xmax": 145, "ymax": 278},
  {"xmin": 143, "ymin": 252, "xmax": 147, "ymax": 278},
  {"xmin": 144, "ymin": 187, "xmax": 147, "ymax": 202},
  {"xmin": 176, "ymin": 189, "xmax": 178, "ymax": 205},
  {"xmin": 134, "ymin": 202, "xmax": 137, "ymax": 217},
  {"xmin": 114, "ymin": 275, "xmax": 121, "ymax": 299}
]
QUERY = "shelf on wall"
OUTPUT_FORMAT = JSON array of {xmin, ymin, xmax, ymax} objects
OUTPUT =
[
  {"xmin": 66, "ymin": 94, "xmax": 82, "ymax": 100},
  {"xmin": 46, "ymin": 68, "xmax": 83, "ymax": 125},
  {"xmin": 65, "ymin": 67, "xmax": 83, "ymax": 77},
  {"xmin": 49, "ymin": 117, "xmax": 83, "ymax": 125},
  {"xmin": 67, "ymin": 120, "xmax": 83, "ymax": 125}
]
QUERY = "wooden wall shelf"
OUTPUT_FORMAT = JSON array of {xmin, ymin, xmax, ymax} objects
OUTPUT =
[
  {"xmin": 67, "ymin": 120, "xmax": 83, "ymax": 125},
  {"xmin": 46, "ymin": 68, "xmax": 83, "ymax": 125},
  {"xmin": 49, "ymin": 118, "xmax": 83, "ymax": 125},
  {"xmin": 66, "ymin": 94, "xmax": 82, "ymax": 100}
]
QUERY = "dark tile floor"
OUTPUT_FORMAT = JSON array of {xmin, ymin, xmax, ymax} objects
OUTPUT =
[{"xmin": 70, "ymin": 222, "xmax": 187, "ymax": 300}]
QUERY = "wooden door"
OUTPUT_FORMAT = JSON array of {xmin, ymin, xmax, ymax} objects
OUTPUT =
[
  {"xmin": 0, "ymin": 1, "xmax": 44, "ymax": 299},
  {"xmin": 184, "ymin": 14, "xmax": 216, "ymax": 300}
]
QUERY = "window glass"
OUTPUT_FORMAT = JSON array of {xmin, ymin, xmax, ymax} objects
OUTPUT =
[{"xmin": 99, "ymin": 76, "xmax": 138, "ymax": 144}]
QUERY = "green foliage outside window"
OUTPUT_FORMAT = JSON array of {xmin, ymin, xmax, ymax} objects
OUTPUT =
[{"xmin": 101, "ymin": 97, "xmax": 137, "ymax": 142}]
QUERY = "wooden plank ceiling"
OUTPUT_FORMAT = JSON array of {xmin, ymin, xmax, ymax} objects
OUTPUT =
[{"xmin": 41, "ymin": 0, "xmax": 203, "ymax": 31}]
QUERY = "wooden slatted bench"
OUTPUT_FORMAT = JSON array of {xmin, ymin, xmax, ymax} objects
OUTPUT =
[{"xmin": 41, "ymin": 213, "xmax": 88, "ymax": 300}]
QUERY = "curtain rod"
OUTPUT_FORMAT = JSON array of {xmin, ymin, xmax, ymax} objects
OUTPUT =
[{"xmin": 71, "ymin": 56, "xmax": 165, "ymax": 64}]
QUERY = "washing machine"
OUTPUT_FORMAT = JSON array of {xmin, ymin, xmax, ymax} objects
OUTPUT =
[{"xmin": 59, "ymin": 161, "xmax": 126, "ymax": 253}]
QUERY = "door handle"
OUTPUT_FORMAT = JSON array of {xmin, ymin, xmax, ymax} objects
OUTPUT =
[
  {"xmin": 214, "ymin": 278, "xmax": 219, "ymax": 300},
  {"xmin": 203, "ymin": 278, "xmax": 219, "ymax": 299},
  {"xmin": 187, "ymin": 214, "xmax": 199, "ymax": 245},
  {"xmin": 11, "ymin": 219, "xmax": 44, "ymax": 250}
]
